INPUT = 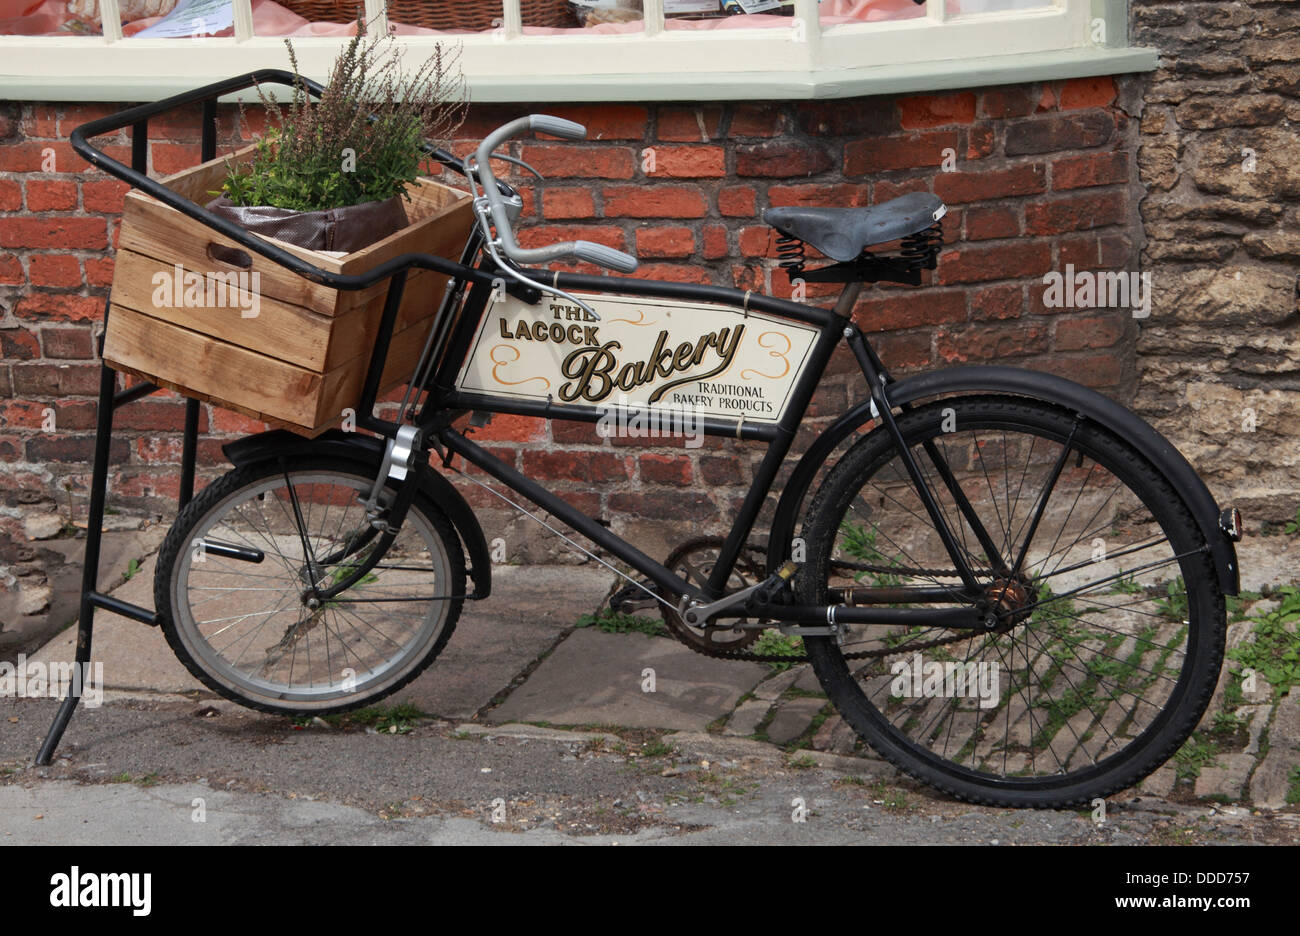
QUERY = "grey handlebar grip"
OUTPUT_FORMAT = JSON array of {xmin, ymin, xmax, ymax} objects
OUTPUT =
[
  {"xmin": 572, "ymin": 241, "xmax": 638, "ymax": 273},
  {"xmin": 477, "ymin": 115, "xmax": 630, "ymax": 270},
  {"xmin": 530, "ymin": 115, "xmax": 587, "ymax": 140}
]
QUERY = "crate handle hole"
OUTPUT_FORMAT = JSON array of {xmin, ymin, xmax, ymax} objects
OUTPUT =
[{"xmin": 207, "ymin": 243, "xmax": 253, "ymax": 269}]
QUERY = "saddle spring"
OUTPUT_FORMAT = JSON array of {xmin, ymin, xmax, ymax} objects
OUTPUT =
[
  {"xmin": 898, "ymin": 219, "xmax": 944, "ymax": 271},
  {"xmin": 775, "ymin": 232, "xmax": 806, "ymax": 278}
]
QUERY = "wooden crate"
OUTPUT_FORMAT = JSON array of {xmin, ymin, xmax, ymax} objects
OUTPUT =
[{"xmin": 103, "ymin": 146, "xmax": 474, "ymax": 436}]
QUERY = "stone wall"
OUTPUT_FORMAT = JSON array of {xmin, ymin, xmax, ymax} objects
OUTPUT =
[{"xmin": 1131, "ymin": 0, "xmax": 1300, "ymax": 523}]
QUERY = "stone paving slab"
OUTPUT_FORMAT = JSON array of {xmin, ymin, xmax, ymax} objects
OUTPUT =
[
  {"xmin": 391, "ymin": 564, "xmax": 612, "ymax": 719},
  {"xmin": 26, "ymin": 554, "xmax": 204, "ymax": 696},
  {"xmin": 1250, "ymin": 692, "xmax": 1300, "ymax": 809},
  {"xmin": 793, "ymin": 665, "xmax": 825, "ymax": 695},
  {"xmin": 25, "ymin": 560, "xmax": 614, "ymax": 715},
  {"xmin": 813, "ymin": 714, "xmax": 860, "ymax": 756},
  {"xmin": 723, "ymin": 699, "xmax": 770, "ymax": 737},
  {"xmin": 765, "ymin": 696, "xmax": 828, "ymax": 745},
  {"xmin": 1194, "ymin": 753, "xmax": 1255, "ymax": 801},
  {"xmin": 488, "ymin": 627, "xmax": 768, "ymax": 731},
  {"xmin": 751, "ymin": 667, "xmax": 800, "ymax": 701},
  {"xmin": 1139, "ymin": 765, "xmax": 1177, "ymax": 798},
  {"xmin": 0, "ymin": 526, "xmax": 166, "ymax": 658}
]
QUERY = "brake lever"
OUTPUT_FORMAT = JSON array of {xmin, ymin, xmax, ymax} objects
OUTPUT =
[
  {"xmin": 462, "ymin": 155, "xmax": 601, "ymax": 321},
  {"xmin": 477, "ymin": 215, "xmax": 602, "ymax": 321}
]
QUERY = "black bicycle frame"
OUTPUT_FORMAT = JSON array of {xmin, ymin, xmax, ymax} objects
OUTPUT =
[{"xmin": 416, "ymin": 263, "xmax": 990, "ymax": 630}]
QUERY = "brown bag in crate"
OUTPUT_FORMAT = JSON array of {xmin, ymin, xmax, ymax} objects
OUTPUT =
[{"xmin": 206, "ymin": 195, "xmax": 409, "ymax": 254}]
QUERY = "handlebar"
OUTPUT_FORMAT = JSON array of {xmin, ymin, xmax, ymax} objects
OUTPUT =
[{"xmin": 475, "ymin": 115, "xmax": 639, "ymax": 274}]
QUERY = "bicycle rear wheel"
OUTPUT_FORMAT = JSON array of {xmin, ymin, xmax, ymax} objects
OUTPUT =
[
  {"xmin": 797, "ymin": 395, "xmax": 1225, "ymax": 807},
  {"xmin": 155, "ymin": 456, "xmax": 465, "ymax": 715}
]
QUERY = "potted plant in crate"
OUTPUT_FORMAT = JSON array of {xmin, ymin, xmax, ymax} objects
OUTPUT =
[
  {"xmin": 214, "ymin": 25, "xmax": 467, "ymax": 253},
  {"xmin": 102, "ymin": 25, "xmax": 475, "ymax": 437}
]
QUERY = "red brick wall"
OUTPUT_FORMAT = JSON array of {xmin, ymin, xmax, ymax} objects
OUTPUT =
[{"xmin": 0, "ymin": 79, "xmax": 1140, "ymax": 555}]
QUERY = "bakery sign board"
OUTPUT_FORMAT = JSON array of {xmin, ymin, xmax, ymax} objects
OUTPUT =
[{"xmin": 455, "ymin": 292, "xmax": 819, "ymax": 424}]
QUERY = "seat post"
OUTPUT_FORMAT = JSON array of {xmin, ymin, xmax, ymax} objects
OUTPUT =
[{"xmin": 832, "ymin": 281, "xmax": 864, "ymax": 319}]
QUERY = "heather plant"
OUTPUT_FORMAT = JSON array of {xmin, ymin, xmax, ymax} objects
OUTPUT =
[{"xmin": 222, "ymin": 18, "xmax": 466, "ymax": 213}]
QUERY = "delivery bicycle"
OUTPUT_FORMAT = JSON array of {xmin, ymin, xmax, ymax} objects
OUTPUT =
[{"xmin": 51, "ymin": 70, "xmax": 1244, "ymax": 808}]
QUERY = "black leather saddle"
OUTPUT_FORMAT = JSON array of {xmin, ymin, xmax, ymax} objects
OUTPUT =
[{"xmin": 762, "ymin": 192, "xmax": 947, "ymax": 262}]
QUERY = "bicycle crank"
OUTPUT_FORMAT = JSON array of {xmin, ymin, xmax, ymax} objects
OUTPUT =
[{"xmin": 679, "ymin": 560, "xmax": 799, "ymax": 626}]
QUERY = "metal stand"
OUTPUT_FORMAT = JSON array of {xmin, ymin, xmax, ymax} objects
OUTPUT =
[
  {"xmin": 33, "ymin": 367, "xmax": 199, "ymax": 765},
  {"xmin": 35, "ymin": 103, "xmax": 214, "ymax": 765}
]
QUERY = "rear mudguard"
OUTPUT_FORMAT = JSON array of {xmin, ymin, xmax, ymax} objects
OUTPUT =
[
  {"xmin": 222, "ymin": 429, "xmax": 491, "ymax": 600},
  {"xmin": 767, "ymin": 366, "xmax": 1240, "ymax": 595}
]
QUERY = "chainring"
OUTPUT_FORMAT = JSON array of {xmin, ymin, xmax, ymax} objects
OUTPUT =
[{"xmin": 657, "ymin": 537, "xmax": 769, "ymax": 654}]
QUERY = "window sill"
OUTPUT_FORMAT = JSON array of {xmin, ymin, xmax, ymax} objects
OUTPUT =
[
  {"xmin": 468, "ymin": 44, "xmax": 1159, "ymax": 101},
  {"xmin": 0, "ymin": 44, "xmax": 1156, "ymax": 103}
]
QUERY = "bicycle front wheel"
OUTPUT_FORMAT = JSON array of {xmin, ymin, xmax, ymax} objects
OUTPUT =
[
  {"xmin": 797, "ymin": 395, "xmax": 1225, "ymax": 807},
  {"xmin": 155, "ymin": 456, "xmax": 465, "ymax": 715}
]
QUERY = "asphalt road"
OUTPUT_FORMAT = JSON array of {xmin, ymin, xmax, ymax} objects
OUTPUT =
[{"xmin": 3, "ymin": 696, "xmax": 1296, "ymax": 846}]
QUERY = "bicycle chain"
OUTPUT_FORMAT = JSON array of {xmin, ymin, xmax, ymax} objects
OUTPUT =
[
  {"xmin": 690, "ymin": 619, "xmax": 978, "ymax": 664},
  {"xmin": 661, "ymin": 543, "xmax": 978, "ymax": 665}
]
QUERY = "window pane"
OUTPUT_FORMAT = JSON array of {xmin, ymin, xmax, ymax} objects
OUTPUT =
[
  {"xmin": 820, "ymin": 0, "xmax": 924, "ymax": 26},
  {"xmin": 385, "ymin": 0, "xmax": 503, "ymax": 34},
  {"xmin": 652, "ymin": 0, "xmax": 926, "ymax": 32},
  {"xmin": 956, "ymin": 0, "xmax": 1053, "ymax": 11},
  {"xmin": 542, "ymin": 1, "xmax": 643, "ymax": 35},
  {"xmin": 254, "ymin": 0, "xmax": 364, "ymax": 36},
  {"xmin": 538, "ymin": 0, "xmax": 927, "ymax": 32},
  {"xmin": 255, "ymin": 0, "xmax": 512, "ymax": 37},
  {"xmin": 124, "ymin": 0, "xmax": 235, "ymax": 37},
  {"xmin": 1, "ymin": 0, "xmax": 102, "ymax": 35}
]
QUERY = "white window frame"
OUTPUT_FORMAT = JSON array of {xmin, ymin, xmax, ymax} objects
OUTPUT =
[{"xmin": 0, "ymin": 0, "xmax": 1154, "ymax": 101}]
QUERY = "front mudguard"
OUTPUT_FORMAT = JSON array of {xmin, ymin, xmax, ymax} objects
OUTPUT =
[
  {"xmin": 222, "ymin": 429, "xmax": 491, "ymax": 600},
  {"xmin": 767, "ymin": 366, "xmax": 1240, "ymax": 595}
]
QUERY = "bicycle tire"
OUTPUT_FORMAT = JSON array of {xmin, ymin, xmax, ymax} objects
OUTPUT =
[
  {"xmin": 154, "ymin": 455, "xmax": 465, "ymax": 716},
  {"xmin": 796, "ymin": 394, "xmax": 1225, "ymax": 808}
]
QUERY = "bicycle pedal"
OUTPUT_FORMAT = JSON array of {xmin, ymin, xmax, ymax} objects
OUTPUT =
[
  {"xmin": 609, "ymin": 580, "xmax": 658, "ymax": 613},
  {"xmin": 751, "ymin": 560, "xmax": 800, "ymax": 607}
]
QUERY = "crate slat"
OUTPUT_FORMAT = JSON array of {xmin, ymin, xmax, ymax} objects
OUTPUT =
[{"xmin": 105, "ymin": 304, "xmax": 438, "ymax": 436}]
